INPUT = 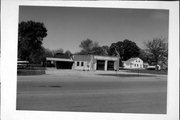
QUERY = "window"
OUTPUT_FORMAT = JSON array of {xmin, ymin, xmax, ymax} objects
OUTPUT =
[
  {"xmin": 81, "ymin": 62, "xmax": 84, "ymax": 66},
  {"xmin": 77, "ymin": 62, "xmax": 79, "ymax": 66}
]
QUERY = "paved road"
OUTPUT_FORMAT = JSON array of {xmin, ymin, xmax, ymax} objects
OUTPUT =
[{"xmin": 17, "ymin": 69, "xmax": 167, "ymax": 114}]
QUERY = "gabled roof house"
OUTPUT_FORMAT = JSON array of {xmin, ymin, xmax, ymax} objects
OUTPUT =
[{"xmin": 123, "ymin": 57, "xmax": 143, "ymax": 69}]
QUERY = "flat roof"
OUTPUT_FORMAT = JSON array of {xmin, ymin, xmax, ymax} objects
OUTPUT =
[
  {"xmin": 94, "ymin": 55, "xmax": 118, "ymax": 61},
  {"xmin": 17, "ymin": 61, "xmax": 29, "ymax": 63},
  {"xmin": 46, "ymin": 57, "xmax": 73, "ymax": 62}
]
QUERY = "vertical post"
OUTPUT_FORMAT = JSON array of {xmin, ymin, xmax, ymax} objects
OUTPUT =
[
  {"xmin": 104, "ymin": 60, "xmax": 108, "ymax": 71},
  {"xmin": 94, "ymin": 61, "xmax": 97, "ymax": 71}
]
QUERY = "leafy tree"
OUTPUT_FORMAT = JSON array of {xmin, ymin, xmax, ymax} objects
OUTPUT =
[
  {"xmin": 29, "ymin": 47, "xmax": 46, "ymax": 63},
  {"xmin": 64, "ymin": 50, "xmax": 73, "ymax": 57},
  {"xmin": 44, "ymin": 48, "xmax": 72, "ymax": 59},
  {"xmin": 44, "ymin": 48, "xmax": 54, "ymax": 57},
  {"xmin": 139, "ymin": 49, "xmax": 150, "ymax": 62},
  {"xmin": 109, "ymin": 39, "xmax": 140, "ymax": 61},
  {"xmin": 79, "ymin": 38, "xmax": 94, "ymax": 54},
  {"xmin": 109, "ymin": 42, "xmax": 123, "ymax": 57},
  {"xmin": 91, "ymin": 46, "xmax": 104, "ymax": 55},
  {"xmin": 52, "ymin": 48, "xmax": 64, "ymax": 56},
  {"xmin": 123, "ymin": 39, "xmax": 140, "ymax": 60},
  {"xmin": 101, "ymin": 45, "xmax": 110, "ymax": 56},
  {"xmin": 145, "ymin": 37, "xmax": 168, "ymax": 68},
  {"xmin": 78, "ymin": 38, "xmax": 112, "ymax": 56},
  {"xmin": 79, "ymin": 38, "xmax": 100, "ymax": 55},
  {"xmin": 18, "ymin": 21, "xmax": 47, "ymax": 63}
]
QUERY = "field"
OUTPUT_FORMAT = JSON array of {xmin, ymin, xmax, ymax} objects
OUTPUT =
[{"xmin": 17, "ymin": 68, "xmax": 167, "ymax": 114}]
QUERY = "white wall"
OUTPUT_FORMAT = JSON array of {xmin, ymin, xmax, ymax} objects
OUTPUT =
[
  {"xmin": 124, "ymin": 58, "xmax": 144, "ymax": 69},
  {"xmin": 73, "ymin": 61, "xmax": 91, "ymax": 71}
]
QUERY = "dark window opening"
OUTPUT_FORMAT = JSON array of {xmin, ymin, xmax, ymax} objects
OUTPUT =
[
  {"xmin": 81, "ymin": 62, "xmax": 84, "ymax": 66},
  {"xmin": 77, "ymin": 62, "xmax": 79, "ymax": 66}
]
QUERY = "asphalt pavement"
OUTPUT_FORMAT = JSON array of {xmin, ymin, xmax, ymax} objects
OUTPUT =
[{"xmin": 17, "ymin": 69, "xmax": 167, "ymax": 114}]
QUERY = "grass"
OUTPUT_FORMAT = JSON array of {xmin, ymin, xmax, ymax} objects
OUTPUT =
[
  {"xmin": 126, "ymin": 69, "xmax": 167, "ymax": 75},
  {"xmin": 97, "ymin": 73, "xmax": 155, "ymax": 77}
]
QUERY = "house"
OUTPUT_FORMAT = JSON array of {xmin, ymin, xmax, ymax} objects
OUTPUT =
[
  {"xmin": 46, "ymin": 53, "xmax": 74, "ymax": 69},
  {"xmin": 123, "ymin": 57, "xmax": 143, "ymax": 69},
  {"xmin": 72, "ymin": 55, "xmax": 119, "ymax": 71}
]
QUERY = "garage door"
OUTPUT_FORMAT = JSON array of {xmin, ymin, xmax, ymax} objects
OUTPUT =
[
  {"xmin": 56, "ymin": 61, "xmax": 73, "ymax": 69},
  {"xmin": 107, "ymin": 61, "xmax": 114, "ymax": 70},
  {"xmin": 96, "ymin": 60, "xmax": 105, "ymax": 70}
]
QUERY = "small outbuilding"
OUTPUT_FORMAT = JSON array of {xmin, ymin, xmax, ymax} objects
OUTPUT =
[{"xmin": 143, "ymin": 62, "xmax": 149, "ymax": 69}]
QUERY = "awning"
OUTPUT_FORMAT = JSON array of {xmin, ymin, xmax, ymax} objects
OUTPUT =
[{"xmin": 46, "ymin": 57, "xmax": 73, "ymax": 62}]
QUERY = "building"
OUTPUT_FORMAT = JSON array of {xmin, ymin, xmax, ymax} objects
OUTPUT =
[
  {"xmin": 123, "ymin": 57, "xmax": 143, "ymax": 69},
  {"xmin": 72, "ymin": 55, "xmax": 92, "ymax": 71},
  {"xmin": 46, "ymin": 53, "xmax": 74, "ymax": 69},
  {"xmin": 143, "ymin": 62, "xmax": 149, "ymax": 69},
  {"xmin": 46, "ymin": 54, "xmax": 119, "ymax": 71},
  {"xmin": 72, "ymin": 55, "xmax": 119, "ymax": 71}
]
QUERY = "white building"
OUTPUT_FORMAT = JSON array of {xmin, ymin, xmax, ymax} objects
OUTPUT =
[
  {"xmin": 123, "ymin": 57, "xmax": 143, "ymax": 69},
  {"xmin": 73, "ymin": 55, "xmax": 119, "ymax": 71},
  {"xmin": 46, "ymin": 54, "xmax": 119, "ymax": 71}
]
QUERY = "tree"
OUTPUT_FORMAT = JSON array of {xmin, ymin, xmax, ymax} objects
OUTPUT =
[
  {"xmin": 145, "ymin": 37, "xmax": 168, "ymax": 69},
  {"xmin": 109, "ymin": 39, "xmax": 140, "ymax": 61},
  {"xmin": 64, "ymin": 50, "xmax": 73, "ymax": 57},
  {"xmin": 52, "ymin": 48, "xmax": 64, "ymax": 56},
  {"xmin": 18, "ymin": 21, "xmax": 47, "ymax": 63},
  {"xmin": 44, "ymin": 48, "xmax": 54, "ymax": 57},
  {"xmin": 79, "ymin": 38, "xmax": 100, "ymax": 55},
  {"xmin": 109, "ymin": 41, "xmax": 123, "ymax": 57},
  {"xmin": 79, "ymin": 38, "xmax": 94, "ymax": 54},
  {"xmin": 138, "ymin": 49, "xmax": 155, "ymax": 64},
  {"xmin": 101, "ymin": 45, "xmax": 110, "ymax": 56},
  {"xmin": 78, "ymin": 38, "xmax": 111, "ymax": 56},
  {"xmin": 123, "ymin": 39, "xmax": 140, "ymax": 60},
  {"xmin": 91, "ymin": 46, "xmax": 104, "ymax": 55}
]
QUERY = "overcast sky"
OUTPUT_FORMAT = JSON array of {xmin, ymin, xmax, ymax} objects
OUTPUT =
[{"xmin": 19, "ymin": 6, "xmax": 169, "ymax": 53}]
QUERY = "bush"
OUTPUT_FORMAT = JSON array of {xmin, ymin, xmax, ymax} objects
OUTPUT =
[
  {"xmin": 17, "ymin": 69, "xmax": 45, "ymax": 75},
  {"xmin": 25, "ymin": 66, "xmax": 46, "ymax": 70},
  {"xmin": 28, "ymin": 64, "xmax": 43, "ymax": 67},
  {"xmin": 17, "ymin": 64, "xmax": 46, "ymax": 75}
]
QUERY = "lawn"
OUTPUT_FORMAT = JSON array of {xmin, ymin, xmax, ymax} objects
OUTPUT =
[{"xmin": 125, "ymin": 69, "xmax": 167, "ymax": 75}]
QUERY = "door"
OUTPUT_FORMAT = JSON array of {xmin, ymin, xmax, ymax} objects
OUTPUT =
[{"xmin": 96, "ymin": 60, "xmax": 105, "ymax": 70}]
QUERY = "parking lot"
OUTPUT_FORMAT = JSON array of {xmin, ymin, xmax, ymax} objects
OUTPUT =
[{"xmin": 17, "ymin": 69, "xmax": 167, "ymax": 114}]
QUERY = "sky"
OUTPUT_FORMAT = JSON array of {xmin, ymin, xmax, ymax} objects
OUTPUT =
[{"xmin": 19, "ymin": 6, "xmax": 169, "ymax": 53}]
